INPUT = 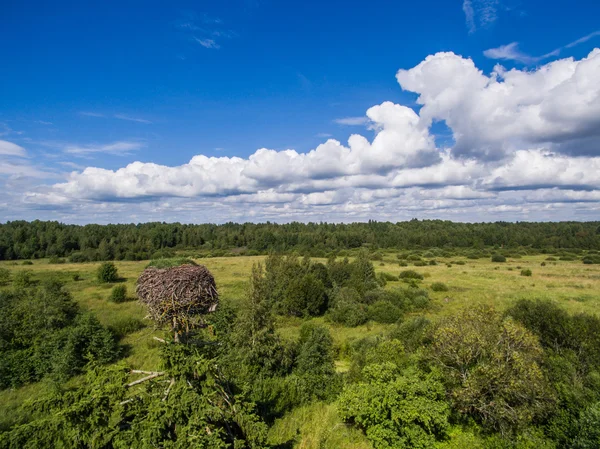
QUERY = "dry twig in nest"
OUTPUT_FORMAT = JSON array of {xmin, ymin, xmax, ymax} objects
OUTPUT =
[{"xmin": 136, "ymin": 264, "xmax": 218, "ymax": 332}]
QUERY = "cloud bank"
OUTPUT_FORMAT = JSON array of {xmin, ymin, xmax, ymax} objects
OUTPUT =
[{"xmin": 10, "ymin": 49, "xmax": 600, "ymax": 223}]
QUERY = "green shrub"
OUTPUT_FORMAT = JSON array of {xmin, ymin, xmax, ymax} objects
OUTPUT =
[
  {"xmin": 72, "ymin": 273, "xmax": 81, "ymax": 281},
  {"xmin": 328, "ymin": 289, "xmax": 368, "ymax": 327},
  {"xmin": 454, "ymin": 260, "xmax": 466, "ymax": 265},
  {"xmin": 398, "ymin": 261, "xmax": 408, "ymax": 267},
  {"xmin": 545, "ymin": 257, "xmax": 557, "ymax": 261},
  {"xmin": 431, "ymin": 282, "xmax": 449, "ymax": 292},
  {"xmin": 559, "ymin": 256, "xmax": 576, "ymax": 261},
  {"xmin": 407, "ymin": 254, "xmax": 422, "ymax": 261},
  {"xmin": 540, "ymin": 262, "xmax": 546, "ymax": 266},
  {"xmin": 491, "ymin": 254, "xmax": 507, "ymax": 263},
  {"xmin": 399, "ymin": 270, "xmax": 424, "ymax": 280},
  {"xmin": 13, "ymin": 270, "xmax": 33, "ymax": 288},
  {"xmin": 520, "ymin": 269, "xmax": 532, "ymax": 277},
  {"xmin": 413, "ymin": 260, "xmax": 427, "ymax": 267},
  {"xmin": 0, "ymin": 267, "xmax": 10, "ymax": 286},
  {"xmin": 367, "ymin": 301, "xmax": 402, "ymax": 324},
  {"xmin": 378, "ymin": 272, "xmax": 399, "ymax": 282},
  {"xmin": 48, "ymin": 257, "xmax": 66, "ymax": 264},
  {"xmin": 582, "ymin": 255, "xmax": 600, "ymax": 265},
  {"xmin": 109, "ymin": 284, "xmax": 127, "ymax": 303},
  {"xmin": 21, "ymin": 260, "xmax": 33, "ymax": 265},
  {"xmin": 429, "ymin": 260, "xmax": 437, "ymax": 266},
  {"xmin": 97, "ymin": 262, "xmax": 118, "ymax": 283}
]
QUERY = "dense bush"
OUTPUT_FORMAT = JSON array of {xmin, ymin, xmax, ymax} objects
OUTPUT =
[
  {"xmin": 109, "ymin": 284, "xmax": 128, "ymax": 303},
  {"xmin": 521, "ymin": 269, "xmax": 533, "ymax": 276},
  {"xmin": 97, "ymin": 262, "xmax": 118, "ymax": 283},
  {"xmin": 491, "ymin": 254, "xmax": 507, "ymax": 263},
  {"xmin": 431, "ymin": 282, "xmax": 449, "ymax": 292},
  {"xmin": 399, "ymin": 270, "xmax": 424, "ymax": 280},
  {"xmin": 582, "ymin": 255, "xmax": 600, "ymax": 264},
  {"xmin": 328, "ymin": 298, "xmax": 368, "ymax": 327},
  {"xmin": 0, "ymin": 268, "xmax": 9, "ymax": 286},
  {"xmin": 367, "ymin": 301, "xmax": 403, "ymax": 324},
  {"xmin": 378, "ymin": 272, "xmax": 399, "ymax": 282},
  {"xmin": 431, "ymin": 306, "xmax": 553, "ymax": 433},
  {"xmin": 339, "ymin": 363, "xmax": 450, "ymax": 448},
  {"xmin": 0, "ymin": 281, "xmax": 119, "ymax": 389}
]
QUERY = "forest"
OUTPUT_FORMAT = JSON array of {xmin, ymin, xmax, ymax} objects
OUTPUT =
[
  {"xmin": 0, "ymin": 222, "xmax": 600, "ymax": 448},
  {"xmin": 1, "ymin": 220, "xmax": 599, "ymax": 261}
]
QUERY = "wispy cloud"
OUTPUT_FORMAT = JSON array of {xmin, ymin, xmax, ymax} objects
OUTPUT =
[
  {"xmin": 483, "ymin": 42, "xmax": 538, "ymax": 64},
  {"xmin": 35, "ymin": 120, "xmax": 53, "ymax": 125},
  {"xmin": 334, "ymin": 117, "xmax": 369, "ymax": 126},
  {"xmin": 194, "ymin": 38, "xmax": 220, "ymax": 49},
  {"xmin": 484, "ymin": 30, "xmax": 600, "ymax": 64},
  {"xmin": 79, "ymin": 111, "xmax": 105, "ymax": 118},
  {"xmin": 176, "ymin": 12, "xmax": 235, "ymax": 51},
  {"xmin": 0, "ymin": 140, "xmax": 27, "ymax": 157},
  {"xmin": 564, "ymin": 30, "xmax": 600, "ymax": 48},
  {"xmin": 316, "ymin": 133, "xmax": 332, "ymax": 138},
  {"xmin": 59, "ymin": 161, "xmax": 86, "ymax": 170},
  {"xmin": 114, "ymin": 114, "xmax": 153, "ymax": 124},
  {"xmin": 63, "ymin": 141, "xmax": 144, "ymax": 156},
  {"xmin": 463, "ymin": 0, "xmax": 499, "ymax": 33}
]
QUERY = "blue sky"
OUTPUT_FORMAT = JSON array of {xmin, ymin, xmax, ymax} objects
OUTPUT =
[{"xmin": 1, "ymin": 0, "xmax": 600, "ymax": 223}]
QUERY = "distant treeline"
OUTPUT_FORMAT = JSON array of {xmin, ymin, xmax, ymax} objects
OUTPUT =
[{"xmin": 0, "ymin": 220, "xmax": 599, "ymax": 261}]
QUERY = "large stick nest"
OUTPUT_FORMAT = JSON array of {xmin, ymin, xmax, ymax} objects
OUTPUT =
[{"xmin": 136, "ymin": 264, "xmax": 218, "ymax": 324}]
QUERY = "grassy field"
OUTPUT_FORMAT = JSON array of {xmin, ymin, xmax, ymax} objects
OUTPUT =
[{"xmin": 1, "ymin": 253, "xmax": 599, "ymax": 445}]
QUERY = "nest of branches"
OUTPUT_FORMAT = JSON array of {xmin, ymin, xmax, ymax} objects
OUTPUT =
[{"xmin": 136, "ymin": 264, "xmax": 218, "ymax": 327}]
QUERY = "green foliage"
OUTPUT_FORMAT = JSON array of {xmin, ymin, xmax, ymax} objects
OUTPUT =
[
  {"xmin": 48, "ymin": 256, "xmax": 65, "ymax": 264},
  {"xmin": 0, "ymin": 220, "xmax": 598, "ymax": 262},
  {"xmin": 521, "ymin": 269, "xmax": 533, "ymax": 277},
  {"xmin": 0, "ymin": 268, "xmax": 9, "ymax": 286},
  {"xmin": 582, "ymin": 255, "xmax": 600, "ymax": 264},
  {"xmin": 431, "ymin": 306, "xmax": 553, "ymax": 433},
  {"xmin": 379, "ymin": 272, "xmax": 399, "ymax": 282},
  {"xmin": 339, "ymin": 364, "xmax": 450, "ymax": 449},
  {"xmin": 293, "ymin": 324, "xmax": 339, "ymax": 401},
  {"xmin": 328, "ymin": 296, "xmax": 368, "ymax": 327},
  {"xmin": 572, "ymin": 402, "xmax": 600, "ymax": 448},
  {"xmin": 368, "ymin": 301, "xmax": 402, "ymax": 324},
  {"xmin": 0, "ymin": 281, "xmax": 118, "ymax": 389},
  {"xmin": 492, "ymin": 254, "xmax": 507, "ymax": 263},
  {"xmin": 109, "ymin": 284, "xmax": 128, "ymax": 303},
  {"xmin": 96, "ymin": 261, "xmax": 118, "ymax": 283},
  {"xmin": 0, "ymin": 343, "xmax": 269, "ymax": 448},
  {"xmin": 21, "ymin": 260, "xmax": 33, "ymax": 266},
  {"xmin": 399, "ymin": 270, "xmax": 424, "ymax": 280},
  {"xmin": 12, "ymin": 270, "xmax": 33, "ymax": 289},
  {"xmin": 431, "ymin": 282, "xmax": 449, "ymax": 292},
  {"xmin": 283, "ymin": 273, "xmax": 327, "ymax": 317}
]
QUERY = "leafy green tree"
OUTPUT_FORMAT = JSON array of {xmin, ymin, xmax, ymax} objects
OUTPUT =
[
  {"xmin": 338, "ymin": 363, "xmax": 450, "ymax": 449},
  {"xmin": 431, "ymin": 306, "xmax": 554, "ymax": 434},
  {"xmin": 572, "ymin": 402, "xmax": 600, "ymax": 449},
  {"xmin": 0, "ymin": 343, "xmax": 268, "ymax": 448},
  {"xmin": 97, "ymin": 261, "xmax": 118, "ymax": 283}
]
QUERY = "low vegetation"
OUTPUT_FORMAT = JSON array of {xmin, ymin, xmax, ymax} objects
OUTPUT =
[{"xmin": 0, "ymin": 240, "xmax": 599, "ymax": 448}]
